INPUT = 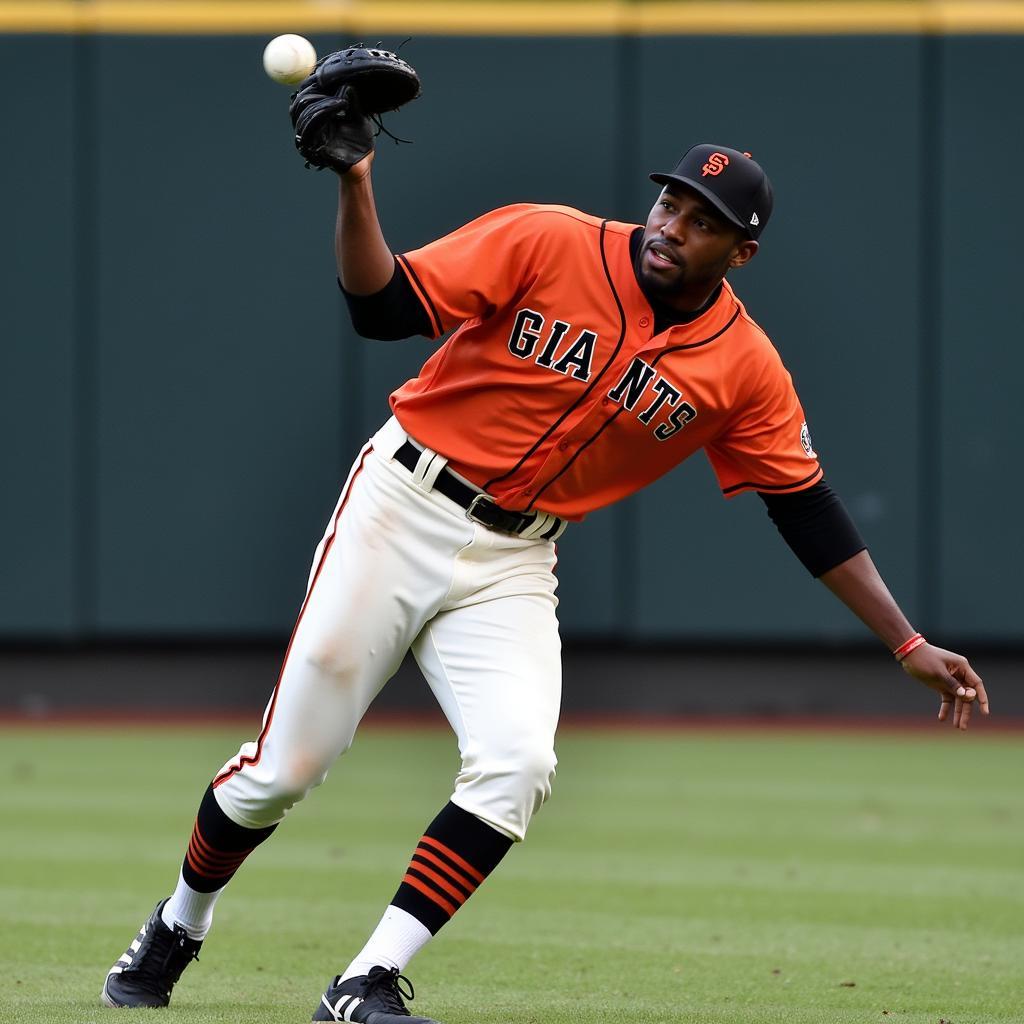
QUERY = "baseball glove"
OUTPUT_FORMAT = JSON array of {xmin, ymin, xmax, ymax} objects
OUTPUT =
[{"xmin": 289, "ymin": 45, "xmax": 421, "ymax": 174}]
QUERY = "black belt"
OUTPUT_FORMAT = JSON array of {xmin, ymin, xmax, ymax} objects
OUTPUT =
[{"xmin": 393, "ymin": 441, "xmax": 564, "ymax": 539}]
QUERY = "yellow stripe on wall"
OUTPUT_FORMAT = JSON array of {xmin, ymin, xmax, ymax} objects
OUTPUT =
[
  {"xmin": 638, "ymin": 2, "xmax": 1024, "ymax": 34},
  {"xmin": 3, "ymin": 1, "xmax": 1024, "ymax": 36}
]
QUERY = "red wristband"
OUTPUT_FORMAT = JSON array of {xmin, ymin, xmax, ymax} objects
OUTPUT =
[{"xmin": 893, "ymin": 632, "xmax": 926, "ymax": 661}]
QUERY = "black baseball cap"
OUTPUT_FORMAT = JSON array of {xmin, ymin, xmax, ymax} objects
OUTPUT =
[{"xmin": 649, "ymin": 144, "xmax": 773, "ymax": 240}]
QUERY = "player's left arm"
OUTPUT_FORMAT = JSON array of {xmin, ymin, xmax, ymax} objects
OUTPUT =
[
  {"xmin": 817, "ymin": 549, "xmax": 988, "ymax": 730},
  {"xmin": 739, "ymin": 398, "xmax": 986, "ymax": 727},
  {"xmin": 761, "ymin": 483, "xmax": 988, "ymax": 730},
  {"xmin": 715, "ymin": 347, "xmax": 988, "ymax": 729}
]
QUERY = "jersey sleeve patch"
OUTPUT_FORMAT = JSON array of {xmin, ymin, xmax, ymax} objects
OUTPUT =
[{"xmin": 705, "ymin": 351, "xmax": 823, "ymax": 500}]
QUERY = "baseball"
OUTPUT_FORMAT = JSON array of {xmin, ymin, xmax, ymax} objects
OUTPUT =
[{"xmin": 262, "ymin": 34, "xmax": 317, "ymax": 85}]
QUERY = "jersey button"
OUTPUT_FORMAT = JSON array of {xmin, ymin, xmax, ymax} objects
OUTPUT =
[
  {"xmin": 524, "ymin": 488, "xmax": 534, "ymax": 496},
  {"xmin": 639, "ymin": 316, "xmax": 650, "ymax": 328},
  {"xmin": 602, "ymin": 398, "xmax": 611, "ymax": 406},
  {"xmin": 558, "ymin": 441, "xmax": 569, "ymax": 451}
]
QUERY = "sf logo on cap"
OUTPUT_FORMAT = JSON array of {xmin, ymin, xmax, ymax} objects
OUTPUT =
[{"xmin": 701, "ymin": 152, "xmax": 729, "ymax": 177}]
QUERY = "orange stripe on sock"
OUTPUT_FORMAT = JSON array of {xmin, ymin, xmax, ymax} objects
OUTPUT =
[
  {"xmin": 190, "ymin": 823, "xmax": 253, "ymax": 867},
  {"xmin": 401, "ymin": 873, "xmax": 458, "ymax": 917},
  {"xmin": 419, "ymin": 835, "xmax": 485, "ymax": 883},
  {"xmin": 187, "ymin": 849, "xmax": 248, "ymax": 876},
  {"xmin": 186, "ymin": 848, "xmax": 229, "ymax": 878},
  {"xmin": 186, "ymin": 846, "xmax": 221, "ymax": 877},
  {"xmin": 412, "ymin": 847, "xmax": 477, "ymax": 895},
  {"xmin": 190, "ymin": 844, "xmax": 250, "ymax": 868},
  {"xmin": 190, "ymin": 824, "xmax": 217, "ymax": 858},
  {"xmin": 190, "ymin": 829, "xmax": 242, "ymax": 868},
  {"xmin": 407, "ymin": 862, "xmax": 470, "ymax": 907},
  {"xmin": 186, "ymin": 836, "xmax": 211, "ymax": 870},
  {"xmin": 188, "ymin": 832, "xmax": 250, "ymax": 867},
  {"xmin": 190, "ymin": 822, "xmax": 211, "ymax": 849},
  {"xmin": 186, "ymin": 837, "xmax": 249, "ymax": 877}
]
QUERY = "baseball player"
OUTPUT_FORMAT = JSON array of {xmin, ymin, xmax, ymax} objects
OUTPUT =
[{"xmin": 101, "ymin": 50, "xmax": 988, "ymax": 1024}]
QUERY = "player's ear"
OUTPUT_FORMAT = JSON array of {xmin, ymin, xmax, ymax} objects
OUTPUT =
[{"xmin": 729, "ymin": 239, "xmax": 758, "ymax": 269}]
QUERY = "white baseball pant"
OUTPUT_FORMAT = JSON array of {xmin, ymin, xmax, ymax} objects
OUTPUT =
[{"xmin": 212, "ymin": 416, "xmax": 562, "ymax": 841}]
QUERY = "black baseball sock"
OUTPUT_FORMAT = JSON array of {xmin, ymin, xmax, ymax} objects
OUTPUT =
[
  {"xmin": 391, "ymin": 801, "xmax": 513, "ymax": 934},
  {"xmin": 181, "ymin": 784, "xmax": 278, "ymax": 892}
]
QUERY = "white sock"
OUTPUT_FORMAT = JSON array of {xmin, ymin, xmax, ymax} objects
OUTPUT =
[
  {"xmin": 341, "ymin": 906, "xmax": 433, "ymax": 981},
  {"xmin": 161, "ymin": 870, "xmax": 224, "ymax": 941}
]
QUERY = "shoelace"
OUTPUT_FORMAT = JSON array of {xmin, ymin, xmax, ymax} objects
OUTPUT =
[
  {"xmin": 364, "ymin": 967, "xmax": 415, "ymax": 1015},
  {"xmin": 132, "ymin": 928, "xmax": 200, "ymax": 996}
]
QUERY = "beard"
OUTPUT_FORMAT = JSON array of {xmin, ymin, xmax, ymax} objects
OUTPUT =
[
  {"xmin": 637, "ymin": 259, "xmax": 687, "ymax": 299},
  {"xmin": 635, "ymin": 241, "xmax": 690, "ymax": 300},
  {"xmin": 636, "ymin": 240, "xmax": 730, "ymax": 308}
]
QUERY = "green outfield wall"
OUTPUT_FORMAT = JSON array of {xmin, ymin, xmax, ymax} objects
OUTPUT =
[{"xmin": 1, "ymin": 24, "xmax": 1020, "ymax": 643}]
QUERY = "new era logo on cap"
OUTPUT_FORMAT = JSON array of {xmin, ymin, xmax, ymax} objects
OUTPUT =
[{"xmin": 649, "ymin": 143, "xmax": 774, "ymax": 240}]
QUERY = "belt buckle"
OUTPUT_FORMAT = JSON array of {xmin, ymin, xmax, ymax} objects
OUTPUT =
[{"xmin": 466, "ymin": 493, "xmax": 500, "ymax": 528}]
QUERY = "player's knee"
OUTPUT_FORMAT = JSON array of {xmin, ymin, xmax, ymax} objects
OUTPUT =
[
  {"xmin": 519, "ymin": 745, "xmax": 558, "ymax": 805},
  {"xmin": 505, "ymin": 745, "xmax": 558, "ymax": 836},
  {"xmin": 269, "ymin": 757, "xmax": 330, "ymax": 811},
  {"xmin": 226, "ymin": 758, "xmax": 330, "ymax": 824},
  {"xmin": 458, "ymin": 743, "xmax": 557, "ymax": 838},
  {"xmin": 303, "ymin": 637, "xmax": 364, "ymax": 683}
]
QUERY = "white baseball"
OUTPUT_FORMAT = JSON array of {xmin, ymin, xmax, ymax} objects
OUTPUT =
[{"xmin": 262, "ymin": 34, "xmax": 317, "ymax": 85}]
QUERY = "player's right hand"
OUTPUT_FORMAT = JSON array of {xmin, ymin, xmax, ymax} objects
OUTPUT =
[{"xmin": 899, "ymin": 643, "xmax": 989, "ymax": 730}]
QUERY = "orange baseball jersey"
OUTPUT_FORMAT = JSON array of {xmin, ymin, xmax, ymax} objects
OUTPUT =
[{"xmin": 391, "ymin": 204, "xmax": 822, "ymax": 521}]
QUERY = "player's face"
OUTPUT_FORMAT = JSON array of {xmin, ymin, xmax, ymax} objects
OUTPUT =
[{"xmin": 637, "ymin": 185, "xmax": 758, "ymax": 311}]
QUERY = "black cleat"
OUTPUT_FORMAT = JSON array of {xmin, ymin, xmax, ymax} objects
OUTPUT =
[
  {"xmin": 313, "ymin": 966, "xmax": 442, "ymax": 1023},
  {"xmin": 101, "ymin": 898, "xmax": 202, "ymax": 1008}
]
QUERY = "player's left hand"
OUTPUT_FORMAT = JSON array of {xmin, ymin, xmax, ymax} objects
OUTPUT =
[
  {"xmin": 289, "ymin": 46, "xmax": 421, "ymax": 175},
  {"xmin": 899, "ymin": 644, "xmax": 989, "ymax": 730}
]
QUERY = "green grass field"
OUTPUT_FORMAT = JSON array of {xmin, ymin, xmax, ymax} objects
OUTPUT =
[{"xmin": 2, "ymin": 724, "xmax": 1021, "ymax": 1024}]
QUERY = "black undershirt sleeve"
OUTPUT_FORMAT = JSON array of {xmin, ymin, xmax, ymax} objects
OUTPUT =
[
  {"xmin": 339, "ymin": 258, "xmax": 433, "ymax": 340},
  {"xmin": 759, "ymin": 479, "xmax": 867, "ymax": 578}
]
